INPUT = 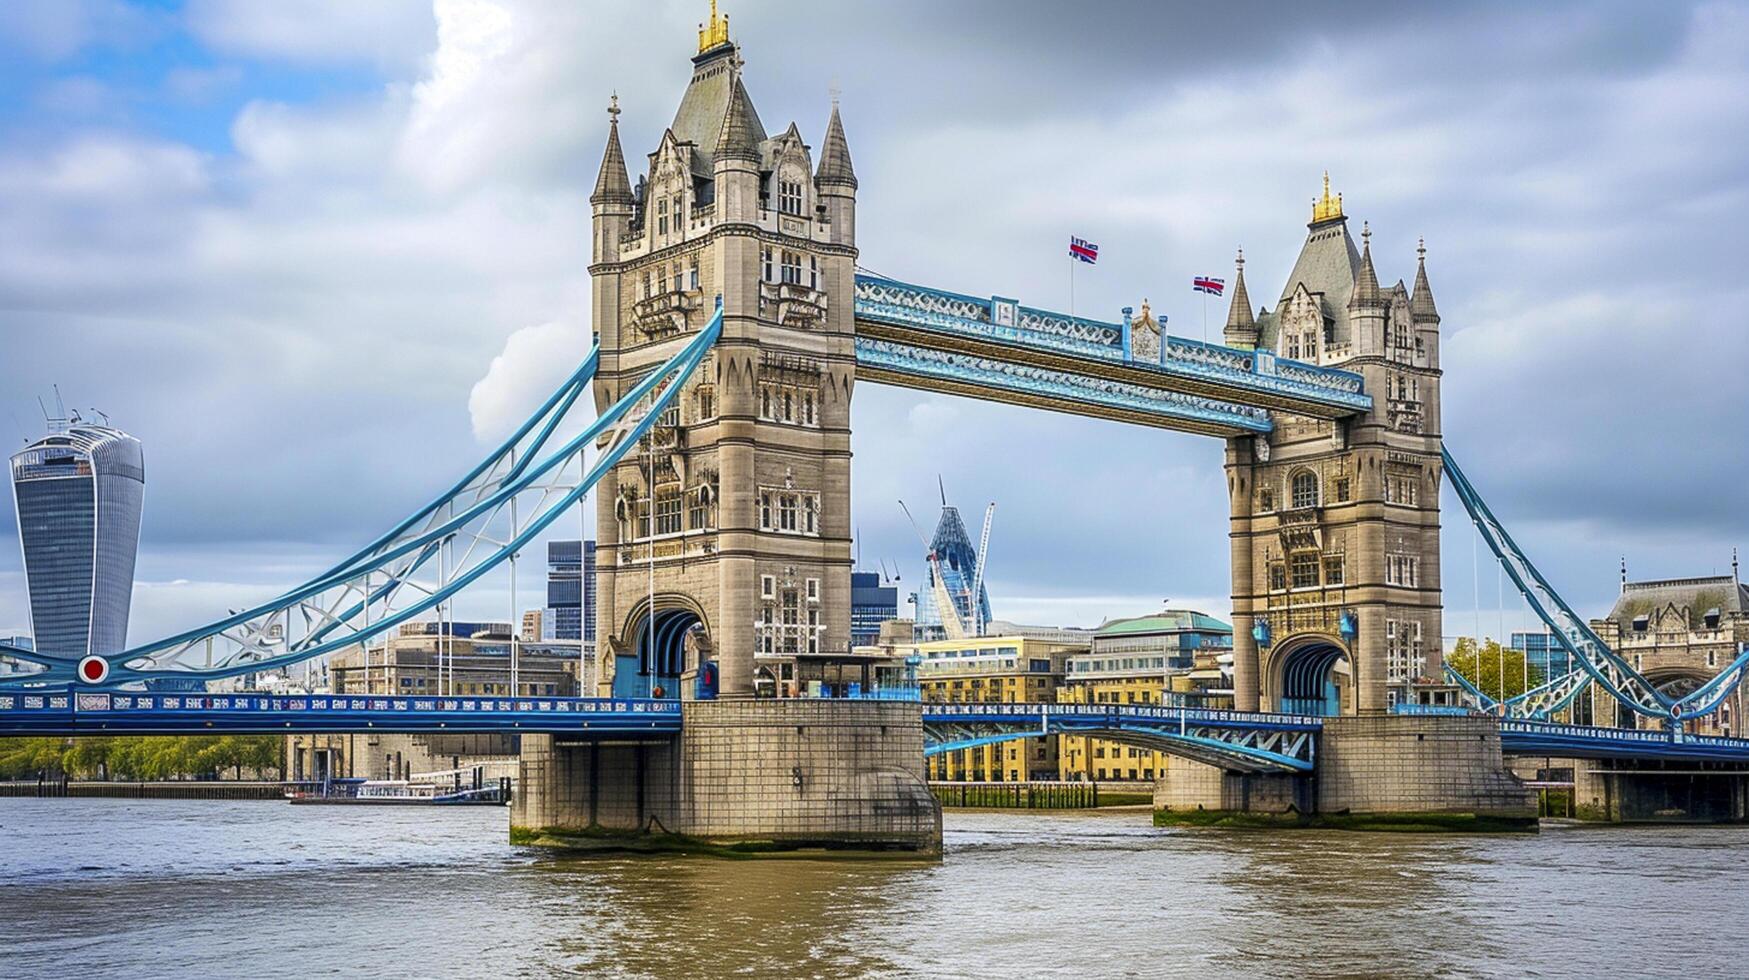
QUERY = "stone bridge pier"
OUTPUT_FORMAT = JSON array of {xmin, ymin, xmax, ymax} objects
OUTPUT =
[
  {"xmin": 1155, "ymin": 715, "xmax": 1537, "ymax": 830},
  {"xmin": 513, "ymin": 699, "xmax": 941, "ymax": 854}
]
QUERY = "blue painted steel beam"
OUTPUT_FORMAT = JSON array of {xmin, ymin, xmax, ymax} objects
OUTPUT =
[
  {"xmin": 1500, "ymin": 721, "xmax": 1749, "ymax": 763},
  {"xmin": 856, "ymin": 337, "xmax": 1272, "ymax": 435},
  {"xmin": 0, "ymin": 690, "xmax": 683, "ymax": 738},
  {"xmin": 852, "ymin": 274, "xmax": 1371, "ymax": 420},
  {"xmin": 920, "ymin": 703, "xmax": 1324, "ymax": 733}
]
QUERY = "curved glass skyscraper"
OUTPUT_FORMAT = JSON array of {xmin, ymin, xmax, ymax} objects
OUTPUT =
[
  {"xmin": 10, "ymin": 420, "xmax": 145, "ymax": 657},
  {"xmin": 914, "ymin": 502, "xmax": 992, "ymax": 641}
]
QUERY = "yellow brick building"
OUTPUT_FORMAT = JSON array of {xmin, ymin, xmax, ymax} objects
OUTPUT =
[
  {"xmin": 1056, "ymin": 610, "xmax": 1235, "ymax": 783},
  {"xmin": 914, "ymin": 635, "xmax": 1083, "ymax": 782}
]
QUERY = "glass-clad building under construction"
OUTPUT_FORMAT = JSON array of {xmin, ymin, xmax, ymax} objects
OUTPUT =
[{"xmin": 9, "ymin": 420, "xmax": 145, "ymax": 657}]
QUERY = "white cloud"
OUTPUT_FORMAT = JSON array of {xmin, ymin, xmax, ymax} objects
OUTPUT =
[{"xmin": 467, "ymin": 319, "xmax": 592, "ymax": 442}]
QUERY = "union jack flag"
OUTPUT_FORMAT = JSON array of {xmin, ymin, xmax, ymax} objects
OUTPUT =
[
  {"xmin": 1069, "ymin": 237, "xmax": 1099, "ymax": 264},
  {"xmin": 1193, "ymin": 276, "xmax": 1225, "ymax": 296}
]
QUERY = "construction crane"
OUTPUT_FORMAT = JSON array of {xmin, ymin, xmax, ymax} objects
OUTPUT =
[
  {"xmin": 968, "ymin": 502, "xmax": 995, "ymax": 637},
  {"xmin": 898, "ymin": 499, "xmax": 968, "ymax": 641}
]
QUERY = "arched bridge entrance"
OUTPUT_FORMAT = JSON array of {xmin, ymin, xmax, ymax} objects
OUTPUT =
[
  {"xmin": 612, "ymin": 603, "xmax": 706, "ymax": 700},
  {"xmin": 1272, "ymin": 636, "xmax": 1351, "ymax": 717}
]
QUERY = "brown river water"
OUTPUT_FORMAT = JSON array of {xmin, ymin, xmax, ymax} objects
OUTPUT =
[{"xmin": 2, "ymin": 798, "xmax": 1745, "ymax": 978}]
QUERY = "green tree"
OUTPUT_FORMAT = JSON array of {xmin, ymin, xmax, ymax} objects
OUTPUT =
[
  {"xmin": 1448, "ymin": 637, "xmax": 1545, "ymax": 702},
  {"xmin": 0, "ymin": 738, "xmax": 69, "ymax": 779}
]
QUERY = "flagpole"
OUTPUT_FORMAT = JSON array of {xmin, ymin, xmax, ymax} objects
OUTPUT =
[{"xmin": 1068, "ymin": 253, "xmax": 1075, "ymax": 318}]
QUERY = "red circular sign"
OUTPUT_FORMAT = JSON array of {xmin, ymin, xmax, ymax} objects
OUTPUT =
[{"xmin": 78, "ymin": 656, "xmax": 110, "ymax": 684}]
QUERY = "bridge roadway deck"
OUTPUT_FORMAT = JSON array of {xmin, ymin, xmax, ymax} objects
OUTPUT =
[
  {"xmin": 0, "ymin": 690, "xmax": 682, "ymax": 737},
  {"xmin": 6, "ymin": 692, "xmax": 1749, "ymax": 768}
]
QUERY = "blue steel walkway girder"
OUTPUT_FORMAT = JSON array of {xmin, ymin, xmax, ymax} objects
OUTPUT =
[
  {"xmin": 0, "ymin": 689, "xmax": 684, "ymax": 738},
  {"xmin": 1500, "ymin": 720, "xmax": 1749, "ymax": 763},
  {"xmin": 852, "ymin": 275, "xmax": 1371, "ymax": 436},
  {"xmin": 921, "ymin": 703, "xmax": 1321, "ymax": 774}
]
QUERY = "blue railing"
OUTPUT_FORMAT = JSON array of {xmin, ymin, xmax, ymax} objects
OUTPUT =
[{"xmin": 0, "ymin": 689, "xmax": 684, "ymax": 736}]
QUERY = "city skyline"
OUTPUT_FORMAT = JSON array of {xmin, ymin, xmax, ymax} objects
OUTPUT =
[{"xmin": 2, "ymin": 0, "xmax": 1746, "ymax": 646}]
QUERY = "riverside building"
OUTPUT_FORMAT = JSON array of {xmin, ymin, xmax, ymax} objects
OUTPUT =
[
  {"xmin": 915, "ymin": 634, "xmax": 1085, "ymax": 782},
  {"xmin": 1057, "ymin": 609, "xmax": 1235, "ymax": 783}
]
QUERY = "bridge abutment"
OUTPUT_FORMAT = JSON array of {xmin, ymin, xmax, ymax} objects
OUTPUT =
[
  {"xmin": 514, "ymin": 699, "xmax": 942, "ymax": 854},
  {"xmin": 1511, "ymin": 756, "xmax": 1749, "ymax": 823},
  {"xmin": 1155, "ymin": 715, "xmax": 1536, "ymax": 830}
]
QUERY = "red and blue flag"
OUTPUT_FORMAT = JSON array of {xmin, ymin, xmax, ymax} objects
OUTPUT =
[
  {"xmin": 1193, "ymin": 276, "xmax": 1225, "ymax": 296},
  {"xmin": 1069, "ymin": 237, "xmax": 1099, "ymax": 264}
]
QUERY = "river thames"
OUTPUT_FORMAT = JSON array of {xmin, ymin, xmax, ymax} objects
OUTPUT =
[{"xmin": 3, "ymin": 798, "xmax": 1746, "ymax": 978}]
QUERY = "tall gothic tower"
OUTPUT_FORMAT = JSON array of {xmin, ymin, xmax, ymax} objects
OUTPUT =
[
  {"xmin": 1223, "ymin": 176, "xmax": 1445, "ymax": 715},
  {"xmin": 590, "ymin": 12, "xmax": 858, "ymax": 699}
]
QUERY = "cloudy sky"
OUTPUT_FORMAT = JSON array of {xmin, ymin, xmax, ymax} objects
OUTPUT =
[{"xmin": 2, "ymin": 0, "xmax": 1745, "ymax": 648}]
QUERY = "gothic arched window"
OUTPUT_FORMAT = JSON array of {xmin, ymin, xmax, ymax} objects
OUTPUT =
[{"xmin": 1291, "ymin": 471, "xmax": 1319, "ymax": 510}]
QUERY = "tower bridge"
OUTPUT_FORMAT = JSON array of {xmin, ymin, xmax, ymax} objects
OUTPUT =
[{"xmin": 5, "ymin": 11, "xmax": 1748, "ymax": 846}]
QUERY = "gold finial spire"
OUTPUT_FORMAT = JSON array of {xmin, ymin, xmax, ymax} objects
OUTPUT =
[
  {"xmin": 608, "ymin": 92, "xmax": 620, "ymax": 121},
  {"xmin": 1311, "ymin": 170, "xmax": 1344, "ymax": 223},
  {"xmin": 698, "ymin": 0, "xmax": 730, "ymax": 54}
]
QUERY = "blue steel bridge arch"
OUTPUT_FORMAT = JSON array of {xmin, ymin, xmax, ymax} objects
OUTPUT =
[{"xmin": 922, "ymin": 704, "xmax": 1320, "ymax": 774}]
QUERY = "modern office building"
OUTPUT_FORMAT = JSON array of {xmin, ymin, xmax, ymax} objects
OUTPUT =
[
  {"xmin": 1510, "ymin": 630, "xmax": 1572, "ymax": 681},
  {"xmin": 9, "ymin": 416, "xmax": 145, "ymax": 657},
  {"xmin": 850, "ymin": 569, "xmax": 898, "ymax": 648},
  {"xmin": 546, "ymin": 540, "xmax": 596, "ymax": 641},
  {"xmin": 912, "ymin": 498, "xmax": 992, "ymax": 641}
]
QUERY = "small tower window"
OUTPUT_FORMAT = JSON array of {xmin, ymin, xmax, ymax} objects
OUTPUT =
[
  {"xmin": 657, "ymin": 198, "xmax": 668, "ymax": 235},
  {"xmin": 779, "ymin": 179, "xmax": 804, "ymax": 216},
  {"xmin": 761, "ymin": 247, "xmax": 774, "ymax": 283},
  {"xmin": 1292, "ymin": 471, "xmax": 1319, "ymax": 509},
  {"xmin": 781, "ymin": 250, "xmax": 803, "ymax": 285},
  {"xmin": 689, "ymin": 255, "xmax": 700, "ymax": 291}
]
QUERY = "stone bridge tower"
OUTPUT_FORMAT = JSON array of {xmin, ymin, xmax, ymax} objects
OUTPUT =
[
  {"xmin": 589, "ymin": 16, "xmax": 858, "ymax": 700},
  {"xmin": 1222, "ymin": 177, "xmax": 1446, "ymax": 715}
]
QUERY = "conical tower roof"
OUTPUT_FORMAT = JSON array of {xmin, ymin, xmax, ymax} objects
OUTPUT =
[
  {"xmin": 1225, "ymin": 249, "xmax": 1255, "ymax": 332},
  {"xmin": 590, "ymin": 98, "xmax": 635, "ymax": 206},
  {"xmin": 669, "ymin": 40, "xmax": 764, "ymax": 173},
  {"xmin": 1410, "ymin": 238, "xmax": 1440, "ymax": 320},
  {"xmin": 1349, "ymin": 222, "xmax": 1384, "ymax": 308},
  {"xmin": 713, "ymin": 75, "xmax": 764, "ymax": 164},
  {"xmin": 815, "ymin": 103, "xmax": 857, "ymax": 188}
]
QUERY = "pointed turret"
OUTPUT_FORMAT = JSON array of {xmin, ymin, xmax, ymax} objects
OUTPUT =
[
  {"xmin": 815, "ymin": 103, "xmax": 857, "ymax": 189},
  {"xmin": 591, "ymin": 96, "xmax": 635, "ymax": 206},
  {"xmin": 1223, "ymin": 248, "xmax": 1258, "ymax": 348},
  {"xmin": 714, "ymin": 76, "xmax": 763, "ymax": 164},
  {"xmin": 1349, "ymin": 222, "xmax": 1384, "ymax": 309},
  {"xmin": 1410, "ymin": 238, "xmax": 1439, "ymax": 323}
]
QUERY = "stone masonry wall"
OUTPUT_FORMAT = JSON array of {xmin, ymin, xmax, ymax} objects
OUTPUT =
[
  {"xmin": 1318, "ymin": 715, "xmax": 1534, "ymax": 817},
  {"xmin": 1154, "ymin": 759, "xmax": 1307, "ymax": 813},
  {"xmin": 514, "ymin": 733, "xmax": 683, "ymax": 834},
  {"xmin": 680, "ymin": 699, "xmax": 940, "ymax": 851}
]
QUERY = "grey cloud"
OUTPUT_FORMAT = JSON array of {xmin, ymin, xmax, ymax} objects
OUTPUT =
[{"xmin": 3, "ymin": 0, "xmax": 1745, "ymax": 635}]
